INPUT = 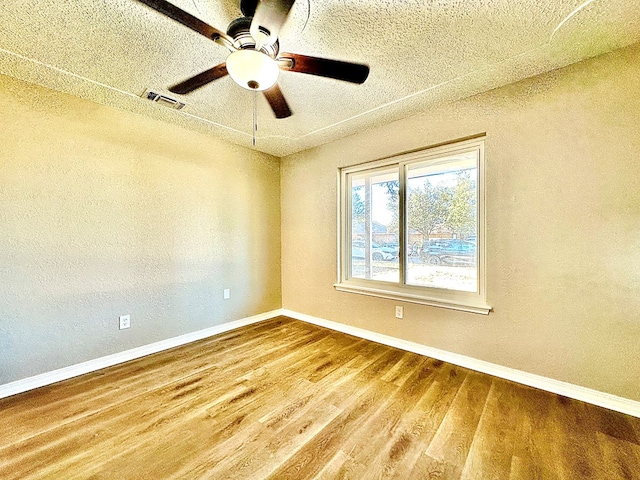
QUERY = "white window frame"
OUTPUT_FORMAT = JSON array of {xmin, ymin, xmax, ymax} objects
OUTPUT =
[{"xmin": 335, "ymin": 136, "xmax": 490, "ymax": 314}]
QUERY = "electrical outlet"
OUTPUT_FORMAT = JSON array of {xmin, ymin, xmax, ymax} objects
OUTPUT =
[
  {"xmin": 395, "ymin": 306, "xmax": 403, "ymax": 319},
  {"xmin": 223, "ymin": 288, "xmax": 230, "ymax": 300},
  {"xmin": 119, "ymin": 314, "xmax": 131, "ymax": 330}
]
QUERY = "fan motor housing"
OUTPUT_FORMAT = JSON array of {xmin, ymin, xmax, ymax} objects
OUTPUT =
[{"xmin": 227, "ymin": 16, "xmax": 279, "ymax": 58}]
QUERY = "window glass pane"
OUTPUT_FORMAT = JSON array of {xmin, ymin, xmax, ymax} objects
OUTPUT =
[
  {"xmin": 406, "ymin": 151, "xmax": 478, "ymax": 292},
  {"xmin": 349, "ymin": 168, "xmax": 399, "ymax": 282}
]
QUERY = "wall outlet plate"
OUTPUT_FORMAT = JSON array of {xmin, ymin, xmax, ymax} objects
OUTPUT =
[
  {"xmin": 119, "ymin": 314, "xmax": 131, "ymax": 330},
  {"xmin": 223, "ymin": 289, "xmax": 230, "ymax": 300},
  {"xmin": 395, "ymin": 306, "xmax": 403, "ymax": 319}
]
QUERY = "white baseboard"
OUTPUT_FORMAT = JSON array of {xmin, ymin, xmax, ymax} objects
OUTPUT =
[
  {"xmin": 281, "ymin": 309, "xmax": 640, "ymax": 418},
  {"xmin": 4, "ymin": 307, "xmax": 639, "ymax": 418},
  {"xmin": 0, "ymin": 310, "xmax": 279, "ymax": 400}
]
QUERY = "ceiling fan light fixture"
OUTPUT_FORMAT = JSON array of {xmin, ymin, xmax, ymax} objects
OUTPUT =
[{"xmin": 226, "ymin": 49, "xmax": 279, "ymax": 91}]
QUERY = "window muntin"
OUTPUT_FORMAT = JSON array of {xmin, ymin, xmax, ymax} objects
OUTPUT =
[{"xmin": 337, "ymin": 137, "xmax": 489, "ymax": 314}]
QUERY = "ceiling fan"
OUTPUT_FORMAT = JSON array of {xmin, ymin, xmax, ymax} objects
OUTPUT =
[{"xmin": 137, "ymin": 0, "xmax": 370, "ymax": 119}]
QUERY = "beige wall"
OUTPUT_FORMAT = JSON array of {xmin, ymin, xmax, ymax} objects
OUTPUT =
[
  {"xmin": 3, "ymin": 42, "xmax": 639, "ymax": 403},
  {"xmin": 281, "ymin": 42, "xmax": 640, "ymax": 401},
  {"xmin": 0, "ymin": 75, "xmax": 281, "ymax": 384}
]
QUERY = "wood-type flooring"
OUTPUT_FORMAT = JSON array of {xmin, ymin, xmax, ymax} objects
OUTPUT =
[{"xmin": 1, "ymin": 316, "xmax": 639, "ymax": 479}]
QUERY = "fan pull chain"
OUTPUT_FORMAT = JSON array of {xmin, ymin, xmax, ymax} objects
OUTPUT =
[{"xmin": 252, "ymin": 89, "xmax": 257, "ymax": 147}]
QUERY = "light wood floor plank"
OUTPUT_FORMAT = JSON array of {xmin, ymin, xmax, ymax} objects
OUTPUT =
[
  {"xmin": 1, "ymin": 316, "xmax": 639, "ymax": 479},
  {"xmin": 460, "ymin": 378, "xmax": 520, "ymax": 479},
  {"xmin": 386, "ymin": 363, "xmax": 469, "ymax": 479},
  {"xmin": 425, "ymin": 370, "xmax": 493, "ymax": 476}
]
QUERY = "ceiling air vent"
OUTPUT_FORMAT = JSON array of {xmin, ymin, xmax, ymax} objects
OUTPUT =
[{"xmin": 143, "ymin": 90, "xmax": 186, "ymax": 110}]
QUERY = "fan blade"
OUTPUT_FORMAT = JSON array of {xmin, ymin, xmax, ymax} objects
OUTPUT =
[
  {"xmin": 278, "ymin": 53, "xmax": 370, "ymax": 84},
  {"xmin": 251, "ymin": 0, "xmax": 296, "ymax": 48},
  {"xmin": 137, "ymin": 0, "xmax": 232, "ymax": 44},
  {"xmin": 169, "ymin": 63, "xmax": 228, "ymax": 94},
  {"xmin": 263, "ymin": 84, "xmax": 292, "ymax": 118}
]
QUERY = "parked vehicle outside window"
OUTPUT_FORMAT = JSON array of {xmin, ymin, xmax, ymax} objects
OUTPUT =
[
  {"xmin": 352, "ymin": 241, "xmax": 399, "ymax": 261},
  {"xmin": 420, "ymin": 239, "xmax": 476, "ymax": 266}
]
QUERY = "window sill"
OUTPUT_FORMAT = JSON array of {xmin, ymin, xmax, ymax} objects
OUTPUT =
[{"xmin": 334, "ymin": 282, "xmax": 492, "ymax": 315}]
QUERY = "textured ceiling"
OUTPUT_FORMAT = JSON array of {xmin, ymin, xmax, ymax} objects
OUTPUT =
[{"xmin": 1, "ymin": 0, "xmax": 639, "ymax": 157}]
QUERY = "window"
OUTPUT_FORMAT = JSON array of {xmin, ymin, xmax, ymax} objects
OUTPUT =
[{"xmin": 336, "ymin": 137, "xmax": 490, "ymax": 314}]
